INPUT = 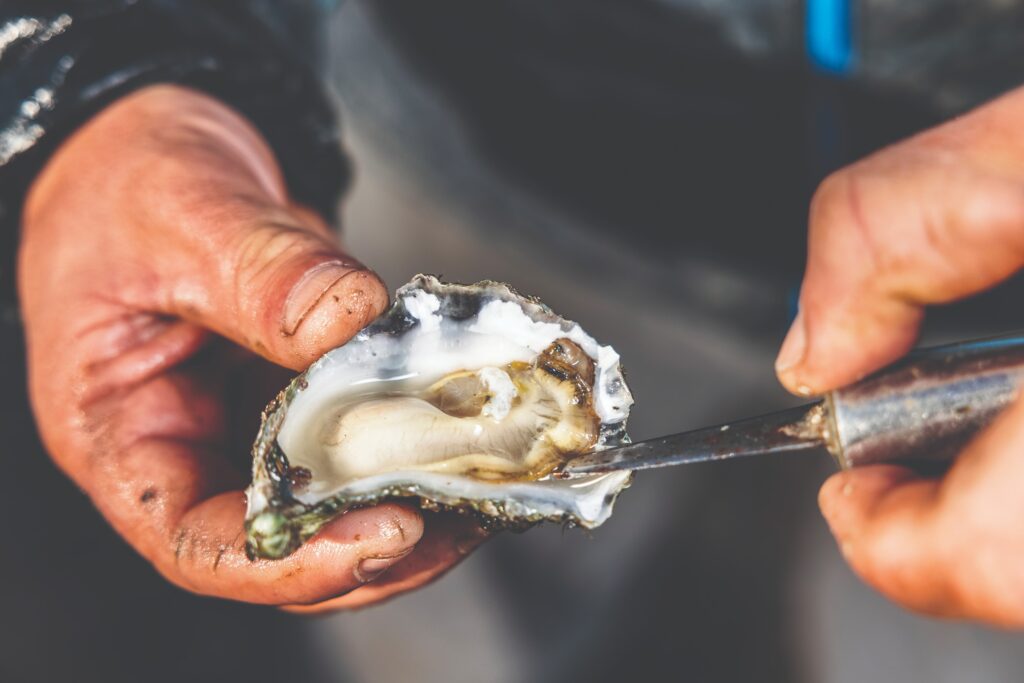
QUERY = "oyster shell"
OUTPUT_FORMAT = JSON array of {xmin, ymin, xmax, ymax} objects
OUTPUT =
[{"xmin": 245, "ymin": 275, "xmax": 633, "ymax": 559}]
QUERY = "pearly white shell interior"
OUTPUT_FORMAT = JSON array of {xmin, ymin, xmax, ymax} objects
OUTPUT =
[{"xmin": 274, "ymin": 287, "xmax": 632, "ymax": 528}]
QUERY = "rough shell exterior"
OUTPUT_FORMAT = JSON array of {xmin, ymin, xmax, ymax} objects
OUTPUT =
[{"xmin": 244, "ymin": 275, "xmax": 633, "ymax": 560}]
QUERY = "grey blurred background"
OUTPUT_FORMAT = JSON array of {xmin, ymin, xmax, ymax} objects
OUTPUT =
[
  {"xmin": 311, "ymin": 3, "xmax": 1024, "ymax": 682},
  {"xmin": 4, "ymin": 1, "xmax": 1024, "ymax": 682}
]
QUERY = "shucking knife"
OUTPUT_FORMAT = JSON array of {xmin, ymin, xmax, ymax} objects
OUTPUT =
[{"xmin": 562, "ymin": 333, "xmax": 1024, "ymax": 475}]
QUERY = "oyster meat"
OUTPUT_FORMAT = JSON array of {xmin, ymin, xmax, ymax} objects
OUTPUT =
[{"xmin": 245, "ymin": 275, "xmax": 634, "ymax": 559}]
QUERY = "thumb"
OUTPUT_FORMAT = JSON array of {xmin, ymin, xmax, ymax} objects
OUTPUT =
[
  {"xmin": 157, "ymin": 198, "xmax": 389, "ymax": 370},
  {"xmin": 94, "ymin": 85, "xmax": 394, "ymax": 371},
  {"xmin": 776, "ymin": 130, "xmax": 1024, "ymax": 395}
]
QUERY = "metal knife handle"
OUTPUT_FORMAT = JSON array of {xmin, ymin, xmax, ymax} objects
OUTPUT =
[{"xmin": 827, "ymin": 334, "xmax": 1024, "ymax": 469}]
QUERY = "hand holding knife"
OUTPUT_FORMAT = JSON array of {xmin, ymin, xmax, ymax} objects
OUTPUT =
[{"xmin": 563, "ymin": 334, "xmax": 1024, "ymax": 476}]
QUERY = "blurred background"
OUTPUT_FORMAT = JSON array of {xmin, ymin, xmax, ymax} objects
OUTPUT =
[{"xmin": 5, "ymin": 1, "xmax": 1024, "ymax": 681}]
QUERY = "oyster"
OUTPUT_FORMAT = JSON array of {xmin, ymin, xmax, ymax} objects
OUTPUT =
[{"xmin": 245, "ymin": 275, "xmax": 634, "ymax": 559}]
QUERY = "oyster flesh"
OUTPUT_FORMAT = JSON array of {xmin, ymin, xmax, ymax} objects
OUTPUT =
[{"xmin": 245, "ymin": 275, "xmax": 633, "ymax": 559}]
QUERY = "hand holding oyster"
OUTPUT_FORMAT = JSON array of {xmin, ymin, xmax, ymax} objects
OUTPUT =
[{"xmin": 246, "ymin": 276, "xmax": 635, "ymax": 559}]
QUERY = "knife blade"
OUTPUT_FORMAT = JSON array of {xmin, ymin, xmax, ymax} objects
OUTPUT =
[
  {"xmin": 561, "ymin": 403, "xmax": 830, "ymax": 475},
  {"xmin": 561, "ymin": 333, "xmax": 1024, "ymax": 477}
]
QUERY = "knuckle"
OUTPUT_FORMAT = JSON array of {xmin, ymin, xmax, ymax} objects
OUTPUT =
[
  {"xmin": 973, "ymin": 181, "xmax": 1024, "ymax": 241},
  {"xmin": 855, "ymin": 531, "xmax": 922, "ymax": 607},
  {"xmin": 810, "ymin": 168, "xmax": 887, "ymax": 272},
  {"xmin": 229, "ymin": 220, "xmax": 340, "ymax": 338},
  {"xmin": 810, "ymin": 169, "xmax": 854, "ymax": 219},
  {"xmin": 231, "ymin": 219, "xmax": 330, "ymax": 288},
  {"xmin": 811, "ymin": 170, "xmax": 860, "ymax": 232},
  {"xmin": 940, "ymin": 507, "xmax": 1024, "ymax": 623}
]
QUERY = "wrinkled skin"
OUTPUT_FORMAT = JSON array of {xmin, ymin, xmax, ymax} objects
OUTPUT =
[
  {"xmin": 777, "ymin": 86, "xmax": 1024, "ymax": 627},
  {"xmin": 20, "ymin": 85, "xmax": 485, "ymax": 610}
]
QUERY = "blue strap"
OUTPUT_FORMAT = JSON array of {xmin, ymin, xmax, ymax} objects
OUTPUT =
[{"xmin": 806, "ymin": 0, "xmax": 854, "ymax": 74}]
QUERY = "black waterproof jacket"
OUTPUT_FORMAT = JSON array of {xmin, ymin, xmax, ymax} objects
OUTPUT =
[{"xmin": 0, "ymin": 1, "xmax": 345, "ymax": 311}]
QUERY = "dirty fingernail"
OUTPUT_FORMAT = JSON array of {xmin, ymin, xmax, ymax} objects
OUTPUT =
[
  {"xmin": 775, "ymin": 310, "xmax": 807, "ymax": 374},
  {"xmin": 354, "ymin": 548, "xmax": 413, "ymax": 584},
  {"xmin": 282, "ymin": 261, "xmax": 361, "ymax": 336}
]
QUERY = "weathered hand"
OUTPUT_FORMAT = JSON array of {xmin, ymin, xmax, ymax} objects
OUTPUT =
[
  {"xmin": 775, "ymin": 87, "xmax": 1024, "ymax": 626},
  {"xmin": 20, "ymin": 85, "xmax": 484, "ymax": 609}
]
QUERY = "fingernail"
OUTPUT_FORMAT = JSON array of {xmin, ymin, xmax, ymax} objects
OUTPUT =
[
  {"xmin": 775, "ymin": 310, "xmax": 807, "ymax": 374},
  {"xmin": 282, "ymin": 261, "xmax": 361, "ymax": 336},
  {"xmin": 354, "ymin": 547, "xmax": 414, "ymax": 584}
]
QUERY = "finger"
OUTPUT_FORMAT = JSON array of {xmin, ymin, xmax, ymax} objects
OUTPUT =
[
  {"xmin": 929, "ymin": 398, "xmax": 1024, "ymax": 625},
  {"xmin": 29, "ymin": 84, "xmax": 389, "ymax": 372},
  {"xmin": 820, "ymin": 398, "xmax": 1024, "ymax": 624},
  {"xmin": 20, "ymin": 258, "xmax": 405, "ymax": 607},
  {"xmin": 777, "ymin": 115, "xmax": 1024, "ymax": 395},
  {"xmin": 819, "ymin": 466, "xmax": 952, "ymax": 616},
  {"xmin": 282, "ymin": 514, "xmax": 489, "ymax": 614},
  {"xmin": 87, "ymin": 423, "xmax": 423, "ymax": 606},
  {"xmin": 86, "ymin": 356, "xmax": 473, "ymax": 607},
  {"xmin": 18, "ymin": 85, "xmax": 410, "ymax": 605},
  {"xmin": 32, "ymin": 319, "xmax": 424, "ymax": 605},
  {"xmin": 173, "ymin": 224, "xmax": 388, "ymax": 372},
  {"xmin": 167, "ymin": 488, "xmax": 423, "ymax": 605},
  {"xmin": 129, "ymin": 116, "xmax": 389, "ymax": 370}
]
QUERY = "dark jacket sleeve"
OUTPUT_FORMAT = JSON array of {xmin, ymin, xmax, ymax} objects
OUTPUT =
[{"xmin": 0, "ymin": 0, "xmax": 348, "ymax": 316}]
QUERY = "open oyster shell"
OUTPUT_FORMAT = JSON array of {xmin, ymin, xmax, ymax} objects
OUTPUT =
[{"xmin": 245, "ymin": 275, "xmax": 634, "ymax": 559}]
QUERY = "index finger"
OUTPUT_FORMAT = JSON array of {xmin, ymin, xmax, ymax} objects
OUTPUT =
[
  {"xmin": 23, "ymin": 303, "xmax": 424, "ymax": 604},
  {"xmin": 818, "ymin": 397, "xmax": 1024, "ymax": 625},
  {"xmin": 82, "ymin": 372, "xmax": 424, "ymax": 605}
]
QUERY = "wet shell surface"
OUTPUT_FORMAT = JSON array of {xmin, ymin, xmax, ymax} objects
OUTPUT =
[{"xmin": 245, "ymin": 275, "xmax": 634, "ymax": 559}]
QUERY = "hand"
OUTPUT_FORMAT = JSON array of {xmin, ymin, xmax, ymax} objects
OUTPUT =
[
  {"xmin": 20, "ymin": 85, "xmax": 485, "ymax": 610},
  {"xmin": 775, "ymin": 86, "xmax": 1024, "ymax": 626}
]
